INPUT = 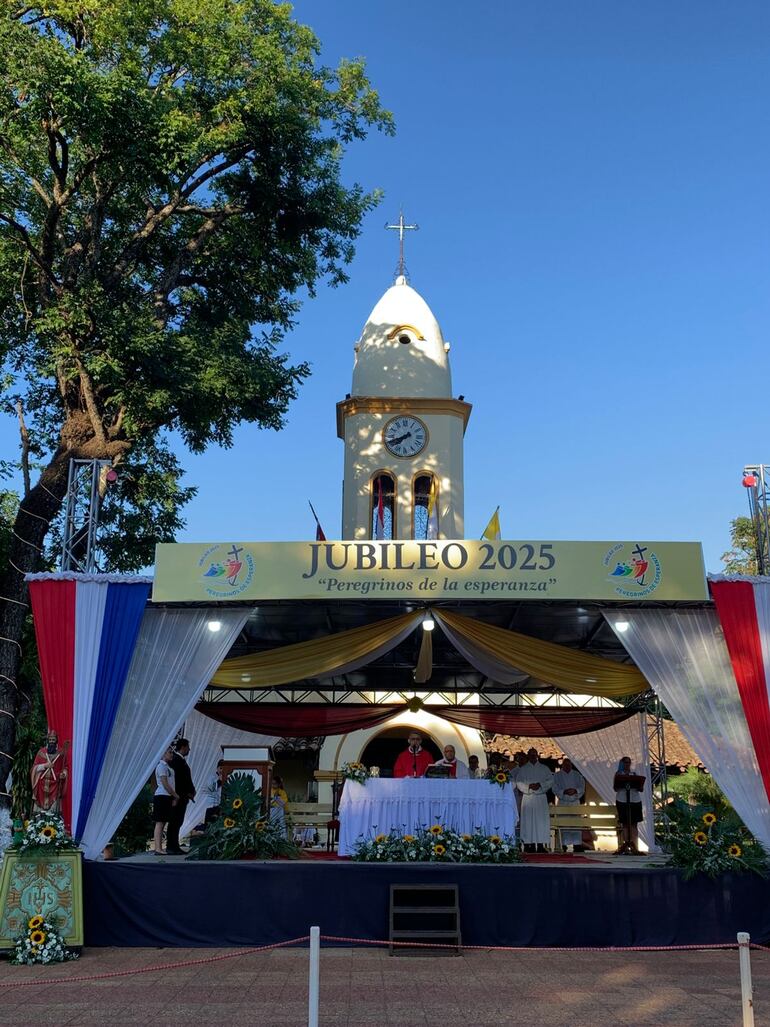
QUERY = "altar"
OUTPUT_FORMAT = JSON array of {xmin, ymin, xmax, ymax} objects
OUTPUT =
[{"xmin": 338, "ymin": 778, "xmax": 518, "ymax": 856}]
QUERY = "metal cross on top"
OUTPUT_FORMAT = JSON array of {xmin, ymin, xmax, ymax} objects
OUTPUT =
[{"xmin": 385, "ymin": 209, "xmax": 419, "ymax": 280}]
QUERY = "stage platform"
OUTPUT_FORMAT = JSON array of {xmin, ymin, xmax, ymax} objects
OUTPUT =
[{"xmin": 83, "ymin": 858, "xmax": 770, "ymax": 949}]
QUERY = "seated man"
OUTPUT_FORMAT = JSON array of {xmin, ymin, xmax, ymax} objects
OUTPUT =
[
  {"xmin": 431, "ymin": 744, "xmax": 469, "ymax": 779},
  {"xmin": 467, "ymin": 754, "xmax": 483, "ymax": 779},
  {"xmin": 393, "ymin": 731, "xmax": 435, "ymax": 778}
]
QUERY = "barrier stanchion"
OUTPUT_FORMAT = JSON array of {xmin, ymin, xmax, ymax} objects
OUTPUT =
[
  {"xmin": 308, "ymin": 925, "xmax": 320, "ymax": 1027},
  {"xmin": 738, "ymin": 932, "xmax": 755, "ymax": 1027}
]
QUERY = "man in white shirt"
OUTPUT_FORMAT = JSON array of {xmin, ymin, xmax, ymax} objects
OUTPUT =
[
  {"xmin": 516, "ymin": 747, "xmax": 553, "ymax": 852},
  {"xmin": 553, "ymin": 758, "xmax": 586, "ymax": 851},
  {"xmin": 467, "ymin": 754, "xmax": 483, "ymax": 779},
  {"xmin": 431, "ymin": 744, "xmax": 469, "ymax": 779}
]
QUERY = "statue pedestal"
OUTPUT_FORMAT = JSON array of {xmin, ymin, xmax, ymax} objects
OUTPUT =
[{"xmin": 0, "ymin": 849, "xmax": 83, "ymax": 949}]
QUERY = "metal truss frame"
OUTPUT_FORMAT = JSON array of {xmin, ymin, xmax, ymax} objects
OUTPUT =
[
  {"xmin": 60, "ymin": 458, "xmax": 112, "ymax": 573},
  {"xmin": 647, "ymin": 694, "xmax": 669, "ymax": 840},
  {"xmin": 743, "ymin": 464, "xmax": 770, "ymax": 575}
]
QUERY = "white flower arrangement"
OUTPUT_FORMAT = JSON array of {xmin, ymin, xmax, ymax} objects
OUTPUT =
[
  {"xmin": 352, "ymin": 824, "xmax": 522, "ymax": 863},
  {"xmin": 341, "ymin": 761, "xmax": 370, "ymax": 785},
  {"xmin": 10, "ymin": 914, "xmax": 79, "ymax": 965},
  {"xmin": 13, "ymin": 812, "xmax": 76, "ymax": 854}
]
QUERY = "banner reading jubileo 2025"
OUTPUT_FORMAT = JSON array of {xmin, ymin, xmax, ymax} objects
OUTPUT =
[{"xmin": 151, "ymin": 539, "xmax": 707, "ymax": 603}]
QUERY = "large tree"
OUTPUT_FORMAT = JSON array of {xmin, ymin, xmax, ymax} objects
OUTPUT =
[
  {"xmin": 721, "ymin": 516, "xmax": 759, "ymax": 575},
  {"xmin": 0, "ymin": 0, "xmax": 392, "ymax": 805}
]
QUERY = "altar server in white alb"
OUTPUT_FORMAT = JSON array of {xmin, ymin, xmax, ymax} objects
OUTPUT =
[
  {"xmin": 553, "ymin": 758, "xmax": 585, "ymax": 852},
  {"xmin": 516, "ymin": 748, "xmax": 554, "ymax": 852},
  {"xmin": 431, "ymin": 744, "xmax": 469, "ymax": 779}
]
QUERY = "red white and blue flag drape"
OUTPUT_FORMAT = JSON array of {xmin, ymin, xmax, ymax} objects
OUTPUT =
[
  {"xmin": 27, "ymin": 573, "xmax": 151, "ymax": 835},
  {"xmin": 710, "ymin": 577, "xmax": 770, "ymax": 804}
]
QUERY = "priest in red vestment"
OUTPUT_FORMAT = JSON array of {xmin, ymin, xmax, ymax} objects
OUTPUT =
[{"xmin": 393, "ymin": 731, "xmax": 434, "ymax": 778}]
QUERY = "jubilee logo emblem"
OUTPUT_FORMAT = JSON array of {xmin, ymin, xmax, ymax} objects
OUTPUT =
[
  {"xmin": 199, "ymin": 543, "xmax": 255, "ymax": 598},
  {"xmin": 602, "ymin": 543, "xmax": 662, "ymax": 599}
]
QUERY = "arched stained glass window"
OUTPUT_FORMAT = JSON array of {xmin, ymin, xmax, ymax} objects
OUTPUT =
[
  {"xmin": 413, "ymin": 473, "xmax": 438, "ymax": 540},
  {"xmin": 371, "ymin": 473, "xmax": 396, "ymax": 539}
]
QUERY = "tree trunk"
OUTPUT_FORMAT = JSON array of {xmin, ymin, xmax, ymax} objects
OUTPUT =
[{"xmin": 0, "ymin": 418, "xmax": 130, "ymax": 810}]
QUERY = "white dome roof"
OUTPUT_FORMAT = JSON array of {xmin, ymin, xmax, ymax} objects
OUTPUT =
[{"xmin": 351, "ymin": 276, "xmax": 452, "ymax": 398}]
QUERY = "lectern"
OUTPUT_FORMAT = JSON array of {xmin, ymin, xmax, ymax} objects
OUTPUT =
[{"xmin": 220, "ymin": 745, "xmax": 275, "ymax": 815}]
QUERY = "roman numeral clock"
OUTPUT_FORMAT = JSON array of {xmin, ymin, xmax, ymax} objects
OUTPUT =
[{"xmin": 383, "ymin": 416, "xmax": 428, "ymax": 459}]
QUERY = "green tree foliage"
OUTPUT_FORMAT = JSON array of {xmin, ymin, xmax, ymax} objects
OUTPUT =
[
  {"xmin": 721, "ymin": 516, "xmax": 758, "ymax": 575},
  {"xmin": 0, "ymin": 0, "xmax": 393, "ymax": 804},
  {"xmin": 0, "ymin": 492, "xmax": 45, "ymax": 816}
]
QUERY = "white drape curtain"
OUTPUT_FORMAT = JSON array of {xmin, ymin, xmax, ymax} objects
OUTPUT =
[
  {"xmin": 70, "ymin": 580, "xmax": 109, "ymax": 830},
  {"xmin": 80, "ymin": 608, "xmax": 248, "ymax": 859},
  {"xmin": 179, "ymin": 709, "xmax": 278, "ymax": 838},
  {"xmin": 603, "ymin": 608, "xmax": 770, "ymax": 849},
  {"xmin": 556, "ymin": 713, "xmax": 656, "ymax": 852}
]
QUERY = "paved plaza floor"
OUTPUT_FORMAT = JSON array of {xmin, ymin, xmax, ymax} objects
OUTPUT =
[{"xmin": 0, "ymin": 943, "xmax": 768, "ymax": 1026}]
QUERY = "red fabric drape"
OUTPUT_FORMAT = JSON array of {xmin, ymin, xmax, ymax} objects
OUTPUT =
[
  {"xmin": 196, "ymin": 702, "xmax": 636, "ymax": 739},
  {"xmin": 28, "ymin": 579, "xmax": 76, "ymax": 827},
  {"xmin": 196, "ymin": 703, "xmax": 402, "ymax": 736},
  {"xmin": 437, "ymin": 705, "xmax": 636, "ymax": 736},
  {"xmin": 711, "ymin": 580, "xmax": 770, "ymax": 802}
]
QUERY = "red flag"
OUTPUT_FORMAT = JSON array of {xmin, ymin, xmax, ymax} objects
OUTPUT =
[{"xmin": 309, "ymin": 500, "xmax": 326, "ymax": 541}]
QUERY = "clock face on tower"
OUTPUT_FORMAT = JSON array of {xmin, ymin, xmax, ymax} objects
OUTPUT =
[{"xmin": 382, "ymin": 415, "xmax": 429, "ymax": 458}]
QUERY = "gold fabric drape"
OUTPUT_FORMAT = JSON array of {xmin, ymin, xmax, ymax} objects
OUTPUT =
[
  {"xmin": 414, "ymin": 628, "xmax": 433, "ymax": 683},
  {"xmin": 210, "ymin": 611, "xmax": 422, "ymax": 688},
  {"xmin": 435, "ymin": 609, "xmax": 647, "ymax": 697}
]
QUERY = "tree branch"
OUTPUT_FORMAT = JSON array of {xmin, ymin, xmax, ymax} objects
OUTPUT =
[
  {"xmin": 0, "ymin": 211, "xmax": 61, "ymax": 291},
  {"xmin": 152, "ymin": 205, "xmax": 242, "ymax": 315},
  {"xmin": 108, "ymin": 145, "xmax": 251, "ymax": 286},
  {"xmin": 15, "ymin": 400, "xmax": 31, "ymax": 497},
  {"xmin": 74, "ymin": 357, "xmax": 108, "ymax": 447}
]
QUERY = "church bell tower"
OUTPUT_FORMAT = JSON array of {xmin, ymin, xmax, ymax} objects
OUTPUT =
[{"xmin": 337, "ymin": 220, "xmax": 471, "ymax": 540}]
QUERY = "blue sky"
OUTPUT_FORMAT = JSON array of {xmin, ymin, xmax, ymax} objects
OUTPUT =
[{"xmin": 7, "ymin": 1, "xmax": 770, "ymax": 571}]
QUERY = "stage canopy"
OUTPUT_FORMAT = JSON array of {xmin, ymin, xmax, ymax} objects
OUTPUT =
[{"xmin": 23, "ymin": 569, "xmax": 770, "ymax": 858}]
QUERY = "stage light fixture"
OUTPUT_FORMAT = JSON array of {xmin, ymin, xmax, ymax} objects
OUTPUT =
[
  {"xmin": 105, "ymin": 468, "xmax": 118, "ymax": 483},
  {"xmin": 423, "ymin": 613, "xmax": 435, "ymax": 631},
  {"xmin": 207, "ymin": 620, "xmax": 222, "ymax": 632},
  {"xmin": 615, "ymin": 620, "xmax": 630, "ymax": 633}
]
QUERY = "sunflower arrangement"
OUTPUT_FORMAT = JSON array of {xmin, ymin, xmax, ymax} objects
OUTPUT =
[
  {"xmin": 10, "ymin": 914, "xmax": 78, "ymax": 965},
  {"xmin": 352, "ymin": 825, "xmax": 521, "ymax": 864},
  {"xmin": 340, "ymin": 761, "xmax": 370, "ymax": 785},
  {"xmin": 187, "ymin": 773, "xmax": 299, "ymax": 861},
  {"xmin": 11, "ymin": 812, "xmax": 76, "ymax": 855},
  {"xmin": 485, "ymin": 768, "xmax": 512, "ymax": 789},
  {"xmin": 665, "ymin": 801, "xmax": 768, "ymax": 880}
]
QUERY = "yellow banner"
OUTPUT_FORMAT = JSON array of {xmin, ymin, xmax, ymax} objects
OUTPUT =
[{"xmin": 152, "ymin": 539, "xmax": 707, "ymax": 603}]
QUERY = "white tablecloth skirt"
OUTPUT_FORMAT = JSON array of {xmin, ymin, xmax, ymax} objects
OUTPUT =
[{"xmin": 338, "ymin": 779, "xmax": 517, "ymax": 856}]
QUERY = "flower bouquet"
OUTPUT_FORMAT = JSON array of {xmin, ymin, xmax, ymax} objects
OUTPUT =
[
  {"xmin": 187, "ymin": 772, "xmax": 299, "ymax": 861},
  {"xmin": 10, "ymin": 914, "xmax": 79, "ymax": 965},
  {"xmin": 352, "ymin": 824, "xmax": 522, "ymax": 864},
  {"xmin": 665, "ymin": 802, "xmax": 768, "ymax": 880},
  {"xmin": 11, "ymin": 812, "xmax": 76, "ymax": 854},
  {"xmin": 485, "ymin": 768, "xmax": 512, "ymax": 789},
  {"xmin": 341, "ymin": 761, "xmax": 370, "ymax": 785}
]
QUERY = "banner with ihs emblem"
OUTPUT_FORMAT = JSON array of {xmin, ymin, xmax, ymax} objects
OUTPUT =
[{"xmin": 0, "ymin": 851, "xmax": 83, "ymax": 948}]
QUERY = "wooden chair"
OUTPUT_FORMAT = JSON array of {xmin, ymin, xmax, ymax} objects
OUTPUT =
[{"xmin": 287, "ymin": 802, "xmax": 333, "ymax": 847}]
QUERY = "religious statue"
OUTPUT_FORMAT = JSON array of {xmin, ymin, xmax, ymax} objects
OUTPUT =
[{"xmin": 30, "ymin": 730, "xmax": 68, "ymax": 814}]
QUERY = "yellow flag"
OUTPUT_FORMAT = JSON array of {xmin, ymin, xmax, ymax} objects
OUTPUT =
[
  {"xmin": 426, "ymin": 477, "xmax": 439, "ymax": 540},
  {"xmin": 481, "ymin": 507, "xmax": 501, "ymax": 541}
]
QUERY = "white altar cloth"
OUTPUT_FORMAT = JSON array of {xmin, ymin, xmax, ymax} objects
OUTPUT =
[{"xmin": 338, "ymin": 779, "xmax": 517, "ymax": 856}]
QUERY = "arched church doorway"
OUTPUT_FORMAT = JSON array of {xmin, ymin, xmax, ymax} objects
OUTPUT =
[{"xmin": 360, "ymin": 726, "xmax": 442, "ymax": 777}]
